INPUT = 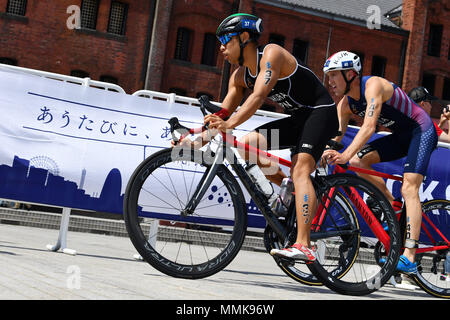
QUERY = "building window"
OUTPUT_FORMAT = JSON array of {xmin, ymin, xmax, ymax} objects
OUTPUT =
[
  {"xmin": 108, "ymin": 1, "xmax": 128, "ymax": 35},
  {"xmin": 71, "ymin": 70, "xmax": 90, "ymax": 78},
  {"xmin": 269, "ymin": 34, "xmax": 285, "ymax": 47},
  {"xmin": 201, "ymin": 33, "xmax": 218, "ymax": 66},
  {"xmin": 0, "ymin": 57, "xmax": 18, "ymax": 65},
  {"xmin": 422, "ymin": 73, "xmax": 436, "ymax": 95},
  {"xmin": 100, "ymin": 75, "xmax": 118, "ymax": 84},
  {"xmin": 443, "ymin": 78, "xmax": 450, "ymax": 101},
  {"xmin": 371, "ymin": 56, "xmax": 386, "ymax": 77},
  {"xmin": 6, "ymin": 0, "xmax": 27, "ymax": 16},
  {"xmin": 169, "ymin": 88, "xmax": 187, "ymax": 96},
  {"xmin": 292, "ymin": 39, "xmax": 309, "ymax": 64},
  {"xmin": 81, "ymin": 0, "xmax": 99, "ymax": 30},
  {"xmin": 428, "ymin": 24, "xmax": 443, "ymax": 57},
  {"xmin": 174, "ymin": 27, "xmax": 192, "ymax": 61}
]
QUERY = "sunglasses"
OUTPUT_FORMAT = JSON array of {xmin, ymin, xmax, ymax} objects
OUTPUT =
[{"xmin": 218, "ymin": 32, "xmax": 239, "ymax": 45}]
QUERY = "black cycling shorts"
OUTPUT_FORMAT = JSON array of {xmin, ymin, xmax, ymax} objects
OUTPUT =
[{"xmin": 254, "ymin": 105, "xmax": 339, "ymax": 162}]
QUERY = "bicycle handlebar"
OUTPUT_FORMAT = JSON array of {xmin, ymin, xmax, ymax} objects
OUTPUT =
[
  {"xmin": 198, "ymin": 95, "xmax": 220, "ymax": 115},
  {"xmin": 327, "ymin": 139, "xmax": 344, "ymax": 151}
]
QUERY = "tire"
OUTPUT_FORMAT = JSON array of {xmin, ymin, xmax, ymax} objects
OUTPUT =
[
  {"xmin": 306, "ymin": 173, "xmax": 402, "ymax": 296},
  {"xmin": 123, "ymin": 147, "xmax": 247, "ymax": 279},
  {"xmin": 410, "ymin": 199, "xmax": 450, "ymax": 299},
  {"xmin": 264, "ymin": 191, "xmax": 360, "ymax": 286}
]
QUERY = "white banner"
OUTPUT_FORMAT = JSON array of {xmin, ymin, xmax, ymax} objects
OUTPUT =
[{"xmin": 0, "ymin": 68, "xmax": 289, "ymax": 228}]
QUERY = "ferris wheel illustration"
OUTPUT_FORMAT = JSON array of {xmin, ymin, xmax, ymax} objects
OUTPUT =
[{"xmin": 28, "ymin": 156, "xmax": 60, "ymax": 185}]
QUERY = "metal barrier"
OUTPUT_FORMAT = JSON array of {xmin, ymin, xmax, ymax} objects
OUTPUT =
[
  {"xmin": 0, "ymin": 63, "xmax": 448, "ymax": 257},
  {"xmin": 0, "ymin": 64, "xmax": 126, "ymax": 94}
]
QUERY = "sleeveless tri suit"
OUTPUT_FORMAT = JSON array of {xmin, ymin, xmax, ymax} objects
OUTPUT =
[{"xmin": 348, "ymin": 76, "xmax": 438, "ymax": 175}]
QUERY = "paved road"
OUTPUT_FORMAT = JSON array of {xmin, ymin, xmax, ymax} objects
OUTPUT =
[{"xmin": 0, "ymin": 223, "xmax": 441, "ymax": 303}]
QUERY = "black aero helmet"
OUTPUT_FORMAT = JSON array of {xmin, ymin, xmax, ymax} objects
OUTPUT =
[
  {"xmin": 216, "ymin": 13, "xmax": 263, "ymax": 39},
  {"xmin": 216, "ymin": 13, "xmax": 263, "ymax": 66}
]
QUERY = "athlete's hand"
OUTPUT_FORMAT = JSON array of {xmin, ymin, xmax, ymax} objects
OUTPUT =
[
  {"xmin": 322, "ymin": 149, "xmax": 351, "ymax": 165},
  {"xmin": 171, "ymin": 136, "xmax": 203, "ymax": 149},
  {"xmin": 204, "ymin": 114, "xmax": 231, "ymax": 133},
  {"xmin": 443, "ymin": 105, "xmax": 450, "ymax": 120}
]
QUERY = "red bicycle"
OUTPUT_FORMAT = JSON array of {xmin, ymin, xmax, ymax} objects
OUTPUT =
[
  {"xmin": 332, "ymin": 163, "xmax": 450, "ymax": 299},
  {"xmin": 123, "ymin": 96, "xmax": 402, "ymax": 296}
]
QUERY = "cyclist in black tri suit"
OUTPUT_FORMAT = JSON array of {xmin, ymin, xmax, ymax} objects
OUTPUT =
[
  {"xmin": 200, "ymin": 13, "xmax": 339, "ymax": 261},
  {"xmin": 322, "ymin": 51, "xmax": 438, "ymax": 274}
]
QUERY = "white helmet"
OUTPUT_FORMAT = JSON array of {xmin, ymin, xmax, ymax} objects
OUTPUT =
[{"xmin": 323, "ymin": 51, "xmax": 361, "ymax": 74}]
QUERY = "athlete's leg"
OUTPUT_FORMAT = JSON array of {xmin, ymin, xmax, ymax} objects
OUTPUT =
[
  {"xmin": 238, "ymin": 131, "xmax": 285, "ymax": 186},
  {"xmin": 400, "ymin": 125, "xmax": 438, "ymax": 263},
  {"xmin": 349, "ymin": 148, "xmax": 395, "ymax": 203},
  {"xmin": 400, "ymin": 172, "xmax": 424, "ymax": 263},
  {"xmin": 290, "ymin": 153, "xmax": 317, "ymax": 247}
]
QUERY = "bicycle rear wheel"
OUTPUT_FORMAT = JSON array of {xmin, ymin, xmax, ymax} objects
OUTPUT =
[
  {"xmin": 411, "ymin": 199, "xmax": 450, "ymax": 299},
  {"xmin": 123, "ymin": 147, "xmax": 247, "ymax": 279},
  {"xmin": 264, "ymin": 191, "xmax": 360, "ymax": 286},
  {"xmin": 307, "ymin": 173, "xmax": 402, "ymax": 296}
]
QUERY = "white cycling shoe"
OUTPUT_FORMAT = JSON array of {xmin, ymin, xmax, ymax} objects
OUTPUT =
[{"xmin": 270, "ymin": 243, "xmax": 317, "ymax": 262}]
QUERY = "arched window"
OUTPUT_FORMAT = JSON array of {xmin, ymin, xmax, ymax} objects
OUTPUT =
[
  {"xmin": 0, "ymin": 57, "xmax": 18, "ymax": 66},
  {"xmin": 174, "ymin": 27, "xmax": 192, "ymax": 61},
  {"xmin": 71, "ymin": 70, "xmax": 90, "ymax": 78}
]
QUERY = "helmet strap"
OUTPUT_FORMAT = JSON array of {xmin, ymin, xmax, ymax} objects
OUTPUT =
[
  {"xmin": 238, "ymin": 36, "xmax": 251, "ymax": 66},
  {"xmin": 341, "ymin": 70, "xmax": 357, "ymax": 95}
]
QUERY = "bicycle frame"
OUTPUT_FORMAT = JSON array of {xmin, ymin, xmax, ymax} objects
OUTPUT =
[
  {"xmin": 182, "ymin": 132, "xmax": 290, "ymax": 243},
  {"xmin": 179, "ymin": 128, "xmax": 393, "ymax": 251}
]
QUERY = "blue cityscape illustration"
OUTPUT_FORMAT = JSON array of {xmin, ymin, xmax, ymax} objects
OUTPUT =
[
  {"xmin": 0, "ymin": 155, "xmax": 266, "ymax": 227},
  {"xmin": 0, "ymin": 155, "xmax": 124, "ymax": 214}
]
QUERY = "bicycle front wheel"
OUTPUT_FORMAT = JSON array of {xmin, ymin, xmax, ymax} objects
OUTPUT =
[
  {"xmin": 307, "ymin": 173, "xmax": 402, "ymax": 296},
  {"xmin": 123, "ymin": 147, "xmax": 247, "ymax": 279},
  {"xmin": 411, "ymin": 199, "xmax": 450, "ymax": 299}
]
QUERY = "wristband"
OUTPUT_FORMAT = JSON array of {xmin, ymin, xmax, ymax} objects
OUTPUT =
[{"xmin": 214, "ymin": 108, "xmax": 230, "ymax": 120}]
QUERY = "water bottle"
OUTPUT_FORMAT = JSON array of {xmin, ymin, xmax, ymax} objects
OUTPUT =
[
  {"xmin": 272, "ymin": 178, "xmax": 294, "ymax": 217},
  {"xmin": 245, "ymin": 164, "xmax": 276, "ymax": 203}
]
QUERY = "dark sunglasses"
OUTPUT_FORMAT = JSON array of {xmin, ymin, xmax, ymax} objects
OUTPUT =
[{"xmin": 217, "ymin": 32, "xmax": 239, "ymax": 45}]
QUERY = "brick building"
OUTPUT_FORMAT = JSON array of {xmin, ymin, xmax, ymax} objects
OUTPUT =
[
  {"xmin": 0, "ymin": 0, "xmax": 448, "ymax": 116},
  {"xmin": 0, "ymin": 0, "xmax": 155, "ymax": 94},
  {"xmin": 401, "ymin": 0, "xmax": 450, "ymax": 118}
]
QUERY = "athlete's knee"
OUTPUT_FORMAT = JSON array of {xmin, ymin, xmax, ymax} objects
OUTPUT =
[
  {"xmin": 401, "ymin": 177, "xmax": 421, "ymax": 200},
  {"xmin": 240, "ymin": 131, "xmax": 262, "ymax": 146},
  {"xmin": 239, "ymin": 132, "xmax": 267, "ymax": 160},
  {"xmin": 350, "ymin": 145, "xmax": 379, "ymax": 167},
  {"xmin": 349, "ymin": 155, "xmax": 364, "ymax": 167},
  {"xmin": 291, "ymin": 154, "xmax": 315, "ymax": 178}
]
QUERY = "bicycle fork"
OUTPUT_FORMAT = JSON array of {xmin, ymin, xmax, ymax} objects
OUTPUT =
[{"xmin": 180, "ymin": 145, "xmax": 224, "ymax": 216}]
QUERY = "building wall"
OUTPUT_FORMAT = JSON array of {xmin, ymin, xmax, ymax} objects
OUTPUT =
[
  {"xmin": 0, "ymin": 0, "xmax": 447, "ymax": 112},
  {"xmin": 401, "ymin": 0, "xmax": 450, "ymax": 118},
  {"xmin": 422, "ymin": 1, "xmax": 450, "ymax": 101},
  {"xmin": 159, "ymin": 0, "xmax": 234, "ymax": 100},
  {"xmin": 159, "ymin": 0, "xmax": 408, "ymax": 107},
  {"xmin": 253, "ymin": 1, "xmax": 407, "ymax": 105},
  {"xmin": 0, "ymin": 0, "xmax": 154, "ymax": 94}
]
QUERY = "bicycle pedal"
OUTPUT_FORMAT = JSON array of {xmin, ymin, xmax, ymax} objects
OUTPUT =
[{"xmin": 277, "ymin": 257, "xmax": 295, "ymax": 267}]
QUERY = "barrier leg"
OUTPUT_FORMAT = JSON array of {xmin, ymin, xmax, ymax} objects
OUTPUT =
[
  {"xmin": 389, "ymin": 274, "xmax": 417, "ymax": 290},
  {"xmin": 46, "ymin": 207, "xmax": 77, "ymax": 255},
  {"xmin": 315, "ymin": 240, "xmax": 326, "ymax": 264}
]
